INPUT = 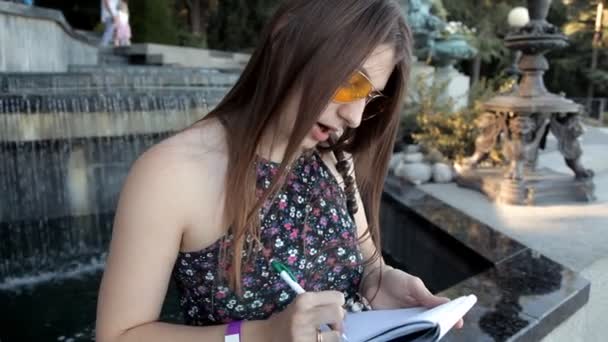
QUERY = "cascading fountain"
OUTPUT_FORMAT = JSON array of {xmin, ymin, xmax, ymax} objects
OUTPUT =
[
  {"xmin": 0, "ymin": 64, "xmax": 238, "ymax": 341},
  {"xmin": 0, "ymin": 67, "xmax": 237, "ymax": 286}
]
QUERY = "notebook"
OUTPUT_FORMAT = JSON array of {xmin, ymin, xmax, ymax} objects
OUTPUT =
[{"xmin": 340, "ymin": 294, "xmax": 477, "ymax": 342}]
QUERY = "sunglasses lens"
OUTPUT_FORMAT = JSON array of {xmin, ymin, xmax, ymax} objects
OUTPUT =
[{"xmin": 333, "ymin": 72, "xmax": 373, "ymax": 102}]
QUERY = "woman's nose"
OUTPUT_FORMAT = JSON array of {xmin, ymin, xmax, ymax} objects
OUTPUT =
[{"xmin": 337, "ymin": 100, "xmax": 366, "ymax": 128}]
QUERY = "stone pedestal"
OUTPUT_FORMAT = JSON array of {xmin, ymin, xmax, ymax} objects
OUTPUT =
[
  {"xmin": 435, "ymin": 65, "xmax": 471, "ymax": 110},
  {"xmin": 408, "ymin": 60, "xmax": 471, "ymax": 110},
  {"xmin": 408, "ymin": 59, "xmax": 435, "ymax": 101},
  {"xmin": 456, "ymin": 168, "xmax": 595, "ymax": 205},
  {"xmin": 456, "ymin": 110, "xmax": 595, "ymax": 205}
]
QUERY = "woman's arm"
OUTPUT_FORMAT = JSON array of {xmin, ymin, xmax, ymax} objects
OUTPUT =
[
  {"xmin": 348, "ymin": 163, "xmax": 450, "ymax": 311},
  {"xmin": 349, "ymin": 178, "xmax": 391, "ymax": 302},
  {"xmin": 351, "ymin": 170, "xmax": 464, "ymax": 328},
  {"xmin": 101, "ymin": 320, "xmax": 269, "ymax": 342},
  {"xmin": 95, "ymin": 143, "xmax": 272, "ymax": 342}
]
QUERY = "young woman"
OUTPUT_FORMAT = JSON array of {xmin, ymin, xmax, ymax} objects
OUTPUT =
[{"xmin": 96, "ymin": 1, "xmax": 462, "ymax": 341}]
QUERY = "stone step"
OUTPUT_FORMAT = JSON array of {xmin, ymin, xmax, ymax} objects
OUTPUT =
[
  {"xmin": 0, "ymin": 89, "xmax": 227, "ymax": 114},
  {"xmin": 98, "ymin": 53, "xmax": 130, "ymax": 66},
  {"xmin": 0, "ymin": 70, "xmax": 239, "ymax": 94}
]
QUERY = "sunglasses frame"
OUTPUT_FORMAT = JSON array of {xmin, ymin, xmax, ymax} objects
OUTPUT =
[
  {"xmin": 357, "ymin": 71, "xmax": 387, "ymax": 106},
  {"xmin": 333, "ymin": 70, "xmax": 388, "ymax": 121},
  {"xmin": 333, "ymin": 70, "xmax": 387, "ymax": 105}
]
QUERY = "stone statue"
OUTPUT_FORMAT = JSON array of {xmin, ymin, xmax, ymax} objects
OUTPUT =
[
  {"xmin": 461, "ymin": 111, "xmax": 505, "ymax": 168},
  {"xmin": 402, "ymin": 0, "xmax": 477, "ymax": 66},
  {"xmin": 521, "ymin": 115, "xmax": 550, "ymax": 170},
  {"xmin": 500, "ymin": 115, "xmax": 549, "ymax": 180},
  {"xmin": 550, "ymin": 113, "xmax": 594, "ymax": 179},
  {"xmin": 502, "ymin": 114, "xmax": 525, "ymax": 180},
  {"xmin": 404, "ymin": 0, "xmax": 442, "ymax": 60}
]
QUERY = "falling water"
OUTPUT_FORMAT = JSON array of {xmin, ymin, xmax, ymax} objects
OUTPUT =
[{"xmin": 0, "ymin": 68, "xmax": 237, "ymax": 290}]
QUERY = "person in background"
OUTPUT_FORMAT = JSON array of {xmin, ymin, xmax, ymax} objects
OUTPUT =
[
  {"xmin": 101, "ymin": 0, "xmax": 119, "ymax": 46},
  {"xmin": 114, "ymin": 0, "xmax": 131, "ymax": 47}
]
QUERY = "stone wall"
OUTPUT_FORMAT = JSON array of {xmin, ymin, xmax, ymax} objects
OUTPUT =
[
  {"xmin": 0, "ymin": 2, "xmax": 98, "ymax": 72},
  {"xmin": 0, "ymin": 101, "xmax": 212, "ymax": 223},
  {"xmin": 125, "ymin": 44, "xmax": 250, "ymax": 70}
]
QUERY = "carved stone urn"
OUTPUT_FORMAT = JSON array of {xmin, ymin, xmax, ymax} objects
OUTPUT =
[{"xmin": 528, "ymin": 0, "xmax": 552, "ymax": 21}]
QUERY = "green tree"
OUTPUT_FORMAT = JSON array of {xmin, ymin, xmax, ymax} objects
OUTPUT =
[
  {"xmin": 129, "ymin": 0, "xmax": 179, "ymax": 45},
  {"xmin": 546, "ymin": 0, "xmax": 607, "ymax": 98},
  {"xmin": 443, "ymin": 0, "xmax": 522, "ymax": 85},
  {"xmin": 207, "ymin": 0, "xmax": 281, "ymax": 51},
  {"xmin": 444, "ymin": 0, "xmax": 606, "ymax": 99}
]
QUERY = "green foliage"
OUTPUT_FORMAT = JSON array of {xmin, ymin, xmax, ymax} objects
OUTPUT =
[
  {"xmin": 129, "ymin": 0, "xmax": 179, "ymax": 45},
  {"xmin": 430, "ymin": 0, "xmax": 448, "ymax": 20},
  {"xmin": 443, "ymin": 0, "xmax": 519, "ymax": 65},
  {"xmin": 444, "ymin": 0, "xmax": 606, "ymax": 98},
  {"xmin": 413, "ymin": 108, "xmax": 478, "ymax": 163},
  {"xmin": 399, "ymin": 75, "xmax": 453, "ymax": 144},
  {"xmin": 207, "ymin": 0, "xmax": 281, "ymax": 51},
  {"xmin": 402, "ymin": 75, "xmax": 509, "ymax": 162},
  {"xmin": 176, "ymin": 28, "xmax": 208, "ymax": 48},
  {"xmin": 586, "ymin": 69, "xmax": 608, "ymax": 92},
  {"xmin": 544, "ymin": 0, "xmax": 607, "ymax": 98}
]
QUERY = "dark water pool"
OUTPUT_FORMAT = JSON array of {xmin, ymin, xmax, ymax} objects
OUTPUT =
[
  {"xmin": 0, "ymin": 197, "xmax": 490, "ymax": 342},
  {"xmin": 0, "ymin": 270, "xmax": 182, "ymax": 342}
]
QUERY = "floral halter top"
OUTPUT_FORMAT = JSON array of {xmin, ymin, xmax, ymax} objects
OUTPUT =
[{"xmin": 172, "ymin": 151, "xmax": 365, "ymax": 325}]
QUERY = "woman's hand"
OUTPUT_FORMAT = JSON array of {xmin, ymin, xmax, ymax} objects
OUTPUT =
[
  {"xmin": 264, "ymin": 291, "xmax": 346, "ymax": 342},
  {"xmin": 366, "ymin": 267, "xmax": 464, "ymax": 329}
]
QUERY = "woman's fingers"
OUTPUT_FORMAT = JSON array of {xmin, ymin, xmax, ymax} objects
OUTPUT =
[
  {"xmin": 298, "ymin": 290, "xmax": 345, "ymax": 307},
  {"xmin": 310, "ymin": 304, "xmax": 346, "ymax": 332},
  {"xmin": 291, "ymin": 291, "xmax": 347, "ymax": 334}
]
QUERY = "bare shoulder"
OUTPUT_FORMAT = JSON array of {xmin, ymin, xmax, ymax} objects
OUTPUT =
[
  {"xmin": 126, "ymin": 118, "xmax": 226, "ymax": 201},
  {"xmin": 117, "ymin": 117, "xmax": 229, "ymax": 250},
  {"xmin": 138, "ymin": 117, "xmax": 227, "ymax": 173}
]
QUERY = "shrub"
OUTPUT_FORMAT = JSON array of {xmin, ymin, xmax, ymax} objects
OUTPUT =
[
  {"xmin": 401, "ymin": 74, "xmax": 510, "ymax": 163},
  {"xmin": 129, "ymin": 0, "xmax": 179, "ymax": 45}
]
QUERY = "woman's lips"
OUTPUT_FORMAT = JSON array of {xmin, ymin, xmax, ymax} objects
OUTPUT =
[{"xmin": 311, "ymin": 123, "xmax": 330, "ymax": 141}]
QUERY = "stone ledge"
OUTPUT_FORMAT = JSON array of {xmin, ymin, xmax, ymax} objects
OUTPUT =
[
  {"xmin": 121, "ymin": 44, "xmax": 250, "ymax": 70},
  {"xmin": 0, "ymin": 2, "xmax": 97, "ymax": 47},
  {"xmin": 384, "ymin": 178, "xmax": 590, "ymax": 341},
  {"xmin": 0, "ymin": 107, "xmax": 209, "ymax": 142}
]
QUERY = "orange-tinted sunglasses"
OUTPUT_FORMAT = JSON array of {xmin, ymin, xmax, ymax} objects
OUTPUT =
[{"xmin": 333, "ymin": 70, "xmax": 386, "ymax": 106}]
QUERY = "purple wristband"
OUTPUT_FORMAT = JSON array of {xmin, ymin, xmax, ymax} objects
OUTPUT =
[{"xmin": 225, "ymin": 320, "xmax": 242, "ymax": 342}]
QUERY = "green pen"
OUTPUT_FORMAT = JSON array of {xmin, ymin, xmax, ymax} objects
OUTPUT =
[
  {"xmin": 270, "ymin": 259, "xmax": 349, "ymax": 341},
  {"xmin": 271, "ymin": 259, "xmax": 306, "ymax": 294}
]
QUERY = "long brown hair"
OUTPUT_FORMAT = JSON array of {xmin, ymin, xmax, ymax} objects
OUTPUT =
[{"xmin": 200, "ymin": 0, "xmax": 412, "ymax": 293}]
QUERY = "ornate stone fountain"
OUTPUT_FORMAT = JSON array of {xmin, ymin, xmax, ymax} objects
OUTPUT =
[
  {"xmin": 401, "ymin": 0, "xmax": 477, "ymax": 108},
  {"xmin": 404, "ymin": 0, "xmax": 477, "ymax": 66},
  {"xmin": 456, "ymin": 0, "xmax": 595, "ymax": 205}
]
